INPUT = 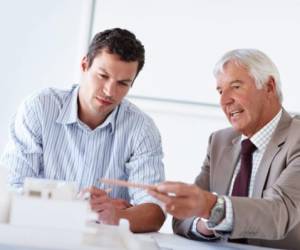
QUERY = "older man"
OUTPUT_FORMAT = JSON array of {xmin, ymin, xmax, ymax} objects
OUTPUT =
[{"xmin": 149, "ymin": 49, "xmax": 300, "ymax": 249}]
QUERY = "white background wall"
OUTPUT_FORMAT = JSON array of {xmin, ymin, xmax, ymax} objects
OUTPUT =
[
  {"xmin": 92, "ymin": 0, "xmax": 300, "ymax": 113},
  {"xmin": 1, "ymin": 0, "xmax": 300, "ymax": 233},
  {"xmin": 0, "ymin": 0, "xmax": 92, "ymax": 151}
]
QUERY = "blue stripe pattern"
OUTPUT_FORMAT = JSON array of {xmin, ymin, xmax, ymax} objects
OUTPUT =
[{"xmin": 1, "ymin": 85, "xmax": 165, "ymax": 205}]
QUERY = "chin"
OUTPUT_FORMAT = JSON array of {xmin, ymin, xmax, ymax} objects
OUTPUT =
[{"xmin": 232, "ymin": 123, "xmax": 244, "ymax": 133}]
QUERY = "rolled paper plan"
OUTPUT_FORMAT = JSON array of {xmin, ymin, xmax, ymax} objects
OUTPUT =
[{"xmin": 99, "ymin": 178, "xmax": 156, "ymax": 190}]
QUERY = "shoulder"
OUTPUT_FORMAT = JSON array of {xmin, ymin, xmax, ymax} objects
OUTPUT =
[
  {"xmin": 290, "ymin": 115, "xmax": 300, "ymax": 127},
  {"xmin": 119, "ymin": 99, "xmax": 159, "ymax": 130},
  {"xmin": 26, "ymin": 86, "xmax": 75, "ymax": 106},
  {"xmin": 284, "ymin": 115, "xmax": 300, "ymax": 143},
  {"xmin": 21, "ymin": 85, "xmax": 76, "ymax": 112},
  {"xmin": 116, "ymin": 99, "xmax": 161, "ymax": 140}
]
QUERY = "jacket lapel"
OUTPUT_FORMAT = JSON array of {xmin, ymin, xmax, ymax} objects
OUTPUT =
[
  {"xmin": 215, "ymin": 136, "xmax": 241, "ymax": 195},
  {"xmin": 252, "ymin": 110, "xmax": 292, "ymax": 198}
]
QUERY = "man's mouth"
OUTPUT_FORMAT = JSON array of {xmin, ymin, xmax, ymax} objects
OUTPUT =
[
  {"xmin": 229, "ymin": 110, "xmax": 243, "ymax": 117},
  {"xmin": 96, "ymin": 97, "xmax": 113, "ymax": 105}
]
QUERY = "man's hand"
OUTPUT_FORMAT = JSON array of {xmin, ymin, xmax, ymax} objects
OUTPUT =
[
  {"xmin": 148, "ymin": 181, "xmax": 217, "ymax": 219},
  {"xmin": 82, "ymin": 186, "xmax": 132, "ymax": 225}
]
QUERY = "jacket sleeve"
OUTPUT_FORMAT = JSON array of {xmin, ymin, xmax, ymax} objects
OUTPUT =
[{"xmin": 172, "ymin": 133, "xmax": 213, "ymax": 238}]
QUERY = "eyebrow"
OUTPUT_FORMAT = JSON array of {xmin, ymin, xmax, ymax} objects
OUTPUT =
[
  {"xmin": 229, "ymin": 80, "xmax": 243, "ymax": 84},
  {"xmin": 216, "ymin": 80, "xmax": 243, "ymax": 91},
  {"xmin": 97, "ymin": 67, "xmax": 134, "ymax": 83},
  {"xmin": 97, "ymin": 67, "xmax": 108, "ymax": 74}
]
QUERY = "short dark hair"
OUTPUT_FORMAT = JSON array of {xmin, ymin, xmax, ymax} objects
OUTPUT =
[{"xmin": 86, "ymin": 28, "xmax": 145, "ymax": 75}]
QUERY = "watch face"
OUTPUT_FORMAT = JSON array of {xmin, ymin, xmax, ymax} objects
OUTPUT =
[
  {"xmin": 215, "ymin": 207, "xmax": 223, "ymax": 216},
  {"xmin": 206, "ymin": 197, "xmax": 225, "ymax": 228},
  {"xmin": 206, "ymin": 221, "xmax": 215, "ymax": 228}
]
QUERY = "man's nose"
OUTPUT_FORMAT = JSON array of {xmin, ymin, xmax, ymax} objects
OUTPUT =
[
  {"xmin": 103, "ymin": 80, "xmax": 116, "ymax": 97},
  {"xmin": 220, "ymin": 90, "xmax": 234, "ymax": 106}
]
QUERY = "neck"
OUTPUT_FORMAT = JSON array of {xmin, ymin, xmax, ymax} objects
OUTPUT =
[
  {"xmin": 77, "ymin": 91, "xmax": 108, "ymax": 130},
  {"xmin": 78, "ymin": 106, "xmax": 108, "ymax": 130},
  {"xmin": 244, "ymin": 101, "xmax": 281, "ymax": 138},
  {"xmin": 265, "ymin": 101, "xmax": 281, "ymax": 123}
]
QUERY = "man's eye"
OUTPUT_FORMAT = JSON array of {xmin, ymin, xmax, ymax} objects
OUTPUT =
[
  {"xmin": 118, "ymin": 82, "xmax": 129, "ymax": 86},
  {"xmin": 99, "ymin": 74, "xmax": 108, "ymax": 79}
]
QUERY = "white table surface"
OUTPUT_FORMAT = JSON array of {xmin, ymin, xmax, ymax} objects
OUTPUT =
[
  {"xmin": 0, "ymin": 232, "xmax": 280, "ymax": 250},
  {"xmin": 150, "ymin": 233, "xmax": 279, "ymax": 250}
]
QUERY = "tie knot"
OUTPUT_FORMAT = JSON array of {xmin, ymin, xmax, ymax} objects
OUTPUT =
[{"xmin": 241, "ymin": 139, "xmax": 256, "ymax": 155}]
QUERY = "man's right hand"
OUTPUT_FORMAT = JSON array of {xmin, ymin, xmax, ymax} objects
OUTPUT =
[
  {"xmin": 81, "ymin": 186, "xmax": 132, "ymax": 225},
  {"xmin": 148, "ymin": 181, "xmax": 217, "ymax": 219}
]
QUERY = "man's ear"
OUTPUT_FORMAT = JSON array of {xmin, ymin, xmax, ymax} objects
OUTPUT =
[
  {"xmin": 265, "ymin": 76, "xmax": 276, "ymax": 94},
  {"xmin": 81, "ymin": 56, "xmax": 89, "ymax": 72}
]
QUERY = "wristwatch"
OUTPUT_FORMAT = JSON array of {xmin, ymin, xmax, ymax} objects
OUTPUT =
[{"xmin": 205, "ymin": 195, "xmax": 226, "ymax": 229}]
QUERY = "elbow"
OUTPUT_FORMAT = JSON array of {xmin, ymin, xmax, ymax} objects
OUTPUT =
[{"xmin": 129, "ymin": 204, "xmax": 166, "ymax": 233}]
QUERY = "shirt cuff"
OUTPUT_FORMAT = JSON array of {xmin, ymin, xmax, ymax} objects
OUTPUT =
[
  {"xmin": 131, "ymin": 191, "xmax": 166, "ymax": 216},
  {"xmin": 190, "ymin": 217, "xmax": 219, "ymax": 240}
]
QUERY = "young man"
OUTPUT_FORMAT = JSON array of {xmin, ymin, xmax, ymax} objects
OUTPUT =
[
  {"xmin": 149, "ymin": 49, "xmax": 300, "ymax": 249},
  {"xmin": 1, "ymin": 28, "xmax": 165, "ymax": 232}
]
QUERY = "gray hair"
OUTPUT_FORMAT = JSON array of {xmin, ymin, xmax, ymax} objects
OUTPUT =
[{"xmin": 213, "ymin": 49, "xmax": 283, "ymax": 103}]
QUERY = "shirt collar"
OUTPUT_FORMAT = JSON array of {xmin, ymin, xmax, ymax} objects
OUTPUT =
[
  {"xmin": 241, "ymin": 109, "xmax": 282, "ymax": 150},
  {"xmin": 56, "ymin": 85, "xmax": 118, "ymax": 133},
  {"xmin": 56, "ymin": 85, "xmax": 79, "ymax": 125},
  {"xmin": 93, "ymin": 105, "xmax": 118, "ymax": 133}
]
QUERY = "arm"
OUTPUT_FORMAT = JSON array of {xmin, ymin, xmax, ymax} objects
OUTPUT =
[
  {"xmin": 124, "ymin": 117, "xmax": 166, "ymax": 231},
  {"xmin": 172, "ymin": 134, "xmax": 213, "ymax": 238},
  {"xmin": 87, "ymin": 117, "xmax": 166, "ymax": 232},
  {"xmin": 0, "ymin": 95, "xmax": 43, "ymax": 187},
  {"xmin": 87, "ymin": 187, "xmax": 165, "ymax": 232},
  {"xmin": 118, "ymin": 203, "xmax": 165, "ymax": 232}
]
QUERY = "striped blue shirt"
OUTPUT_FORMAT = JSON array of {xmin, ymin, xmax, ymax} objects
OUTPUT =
[{"xmin": 0, "ymin": 85, "xmax": 165, "ymax": 205}]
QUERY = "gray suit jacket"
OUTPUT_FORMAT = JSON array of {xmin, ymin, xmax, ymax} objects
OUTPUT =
[{"xmin": 173, "ymin": 109, "xmax": 300, "ymax": 249}]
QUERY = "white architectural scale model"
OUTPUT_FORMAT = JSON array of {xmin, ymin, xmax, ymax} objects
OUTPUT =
[{"xmin": 0, "ymin": 167, "xmax": 160, "ymax": 250}]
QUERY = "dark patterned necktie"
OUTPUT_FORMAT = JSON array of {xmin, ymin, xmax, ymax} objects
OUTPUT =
[
  {"xmin": 232, "ymin": 139, "xmax": 257, "ymax": 197},
  {"xmin": 229, "ymin": 139, "xmax": 257, "ymax": 244}
]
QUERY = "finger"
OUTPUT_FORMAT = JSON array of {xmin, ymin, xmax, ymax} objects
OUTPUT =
[
  {"xmin": 167, "ymin": 204, "xmax": 176, "ymax": 212},
  {"xmin": 90, "ymin": 195, "xmax": 109, "ymax": 206},
  {"xmin": 110, "ymin": 199, "xmax": 132, "ymax": 209},
  {"xmin": 89, "ymin": 186, "xmax": 108, "ymax": 196},
  {"xmin": 161, "ymin": 181, "xmax": 184, "ymax": 186},
  {"xmin": 77, "ymin": 189, "xmax": 91, "ymax": 200},
  {"xmin": 98, "ymin": 210, "xmax": 117, "ymax": 225},
  {"xmin": 91, "ymin": 202, "xmax": 111, "ymax": 212},
  {"xmin": 148, "ymin": 189, "xmax": 172, "ymax": 204},
  {"xmin": 79, "ymin": 187, "xmax": 90, "ymax": 194},
  {"xmin": 155, "ymin": 182, "xmax": 183, "ymax": 195},
  {"xmin": 79, "ymin": 186, "xmax": 106, "ymax": 197},
  {"xmin": 162, "ymin": 202, "xmax": 184, "ymax": 218},
  {"xmin": 156, "ymin": 182, "xmax": 197, "ymax": 197},
  {"xmin": 147, "ymin": 185, "xmax": 169, "ymax": 195},
  {"xmin": 164, "ymin": 203, "xmax": 185, "ymax": 219}
]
